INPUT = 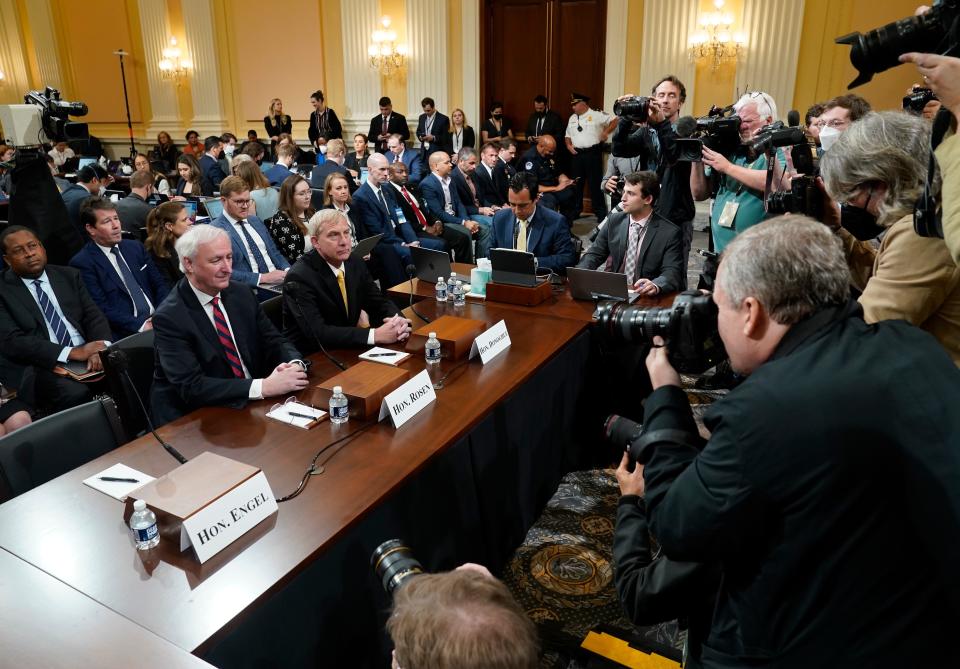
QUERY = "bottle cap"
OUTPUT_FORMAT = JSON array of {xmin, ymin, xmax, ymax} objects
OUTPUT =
[
  {"xmin": 333, "ymin": 385, "xmax": 342, "ymax": 394},
  {"xmin": 456, "ymin": 280, "xmax": 463, "ymax": 286},
  {"xmin": 428, "ymin": 332, "xmax": 436, "ymax": 338},
  {"xmin": 438, "ymin": 277, "xmax": 444, "ymax": 282},
  {"xmin": 133, "ymin": 499, "xmax": 146, "ymax": 511}
]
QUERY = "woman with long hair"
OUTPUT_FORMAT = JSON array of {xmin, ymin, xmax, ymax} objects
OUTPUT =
[
  {"xmin": 266, "ymin": 174, "xmax": 316, "ymax": 264},
  {"xmin": 173, "ymin": 153, "xmax": 213, "ymax": 197},
  {"xmin": 344, "ymin": 133, "xmax": 371, "ymax": 177},
  {"xmin": 151, "ymin": 131, "xmax": 179, "ymax": 170},
  {"xmin": 448, "ymin": 108, "xmax": 476, "ymax": 154},
  {"xmin": 264, "ymin": 98, "xmax": 292, "ymax": 144},
  {"xmin": 144, "ymin": 201, "xmax": 191, "ymax": 287},
  {"xmin": 235, "ymin": 159, "xmax": 279, "ymax": 220},
  {"xmin": 323, "ymin": 172, "xmax": 360, "ymax": 248},
  {"xmin": 134, "ymin": 153, "xmax": 170, "ymax": 195}
]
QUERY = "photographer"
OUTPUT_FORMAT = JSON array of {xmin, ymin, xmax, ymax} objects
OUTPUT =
[
  {"xmin": 635, "ymin": 216, "xmax": 960, "ymax": 667},
  {"xmin": 690, "ymin": 92, "xmax": 787, "ymax": 252},
  {"xmin": 819, "ymin": 110, "xmax": 960, "ymax": 364}
]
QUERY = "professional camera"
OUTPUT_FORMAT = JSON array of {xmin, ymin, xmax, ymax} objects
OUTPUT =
[
  {"xmin": 749, "ymin": 121, "xmax": 806, "ymax": 157},
  {"xmin": 592, "ymin": 291, "xmax": 726, "ymax": 374},
  {"xmin": 836, "ymin": 0, "xmax": 960, "ymax": 88},
  {"xmin": 767, "ymin": 175, "xmax": 823, "ymax": 219},
  {"xmin": 603, "ymin": 414, "xmax": 643, "ymax": 464},
  {"xmin": 903, "ymin": 87, "xmax": 939, "ymax": 114},
  {"xmin": 371, "ymin": 539, "xmax": 424, "ymax": 596},
  {"xmin": 613, "ymin": 96, "xmax": 651, "ymax": 124},
  {"xmin": 0, "ymin": 86, "xmax": 88, "ymax": 148},
  {"xmin": 676, "ymin": 105, "xmax": 742, "ymax": 162}
]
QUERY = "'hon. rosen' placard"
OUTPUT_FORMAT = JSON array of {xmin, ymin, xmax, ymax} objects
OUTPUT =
[{"xmin": 378, "ymin": 369, "xmax": 436, "ymax": 428}]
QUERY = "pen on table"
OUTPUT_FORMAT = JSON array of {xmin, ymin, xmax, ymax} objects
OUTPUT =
[
  {"xmin": 99, "ymin": 476, "xmax": 140, "ymax": 483},
  {"xmin": 288, "ymin": 411, "xmax": 321, "ymax": 420},
  {"xmin": 368, "ymin": 352, "xmax": 398, "ymax": 357}
]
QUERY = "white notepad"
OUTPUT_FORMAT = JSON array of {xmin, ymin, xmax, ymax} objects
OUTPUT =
[
  {"xmin": 358, "ymin": 346, "xmax": 412, "ymax": 366},
  {"xmin": 266, "ymin": 401, "xmax": 327, "ymax": 429},
  {"xmin": 82, "ymin": 463, "xmax": 155, "ymax": 501}
]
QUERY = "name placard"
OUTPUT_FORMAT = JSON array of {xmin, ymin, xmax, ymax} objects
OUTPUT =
[
  {"xmin": 469, "ymin": 319, "xmax": 511, "ymax": 364},
  {"xmin": 378, "ymin": 369, "xmax": 436, "ymax": 428},
  {"xmin": 179, "ymin": 471, "xmax": 278, "ymax": 563}
]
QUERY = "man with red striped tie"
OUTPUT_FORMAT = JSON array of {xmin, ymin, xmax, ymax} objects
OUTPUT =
[{"xmin": 150, "ymin": 225, "xmax": 308, "ymax": 426}]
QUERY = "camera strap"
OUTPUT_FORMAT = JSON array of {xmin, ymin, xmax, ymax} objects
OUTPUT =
[
  {"xmin": 634, "ymin": 428, "xmax": 705, "ymax": 463},
  {"xmin": 913, "ymin": 107, "xmax": 952, "ymax": 238}
]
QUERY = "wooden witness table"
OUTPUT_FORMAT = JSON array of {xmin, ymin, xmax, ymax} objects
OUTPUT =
[{"xmin": 0, "ymin": 300, "xmax": 592, "ymax": 668}]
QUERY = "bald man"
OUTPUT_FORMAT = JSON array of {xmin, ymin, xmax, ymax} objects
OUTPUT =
[
  {"xmin": 420, "ymin": 151, "xmax": 492, "ymax": 259},
  {"xmin": 517, "ymin": 136, "xmax": 579, "ymax": 225}
]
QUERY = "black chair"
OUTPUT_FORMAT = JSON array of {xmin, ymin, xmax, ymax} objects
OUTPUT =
[
  {"xmin": 262, "ymin": 295, "xmax": 284, "ymax": 331},
  {"xmin": 0, "ymin": 397, "xmax": 125, "ymax": 501},
  {"xmin": 99, "ymin": 330, "xmax": 156, "ymax": 440}
]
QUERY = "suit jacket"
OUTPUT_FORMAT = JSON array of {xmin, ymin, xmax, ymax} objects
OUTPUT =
[
  {"xmin": 0, "ymin": 265, "xmax": 111, "ymax": 371},
  {"xmin": 450, "ymin": 168, "xmax": 480, "ymax": 215},
  {"xmin": 386, "ymin": 149, "xmax": 424, "ymax": 186},
  {"xmin": 282, "ymin": 251, "xmax": 400, "ymax": 352},
  {"xmin": 344, "ymin": 152, "xmax": 369, "ymax": 174},
  {"xmin": 577, "ymin": 211, "xmax": 683, "ymax": 293},
  {"xmin": 367, "ymin": 113, "xmax": 410, "ymax": 153},
  {"xmin": 264, "ymin": 163, "xmax": 295, "ymax": 188},
  {"xmin": 490, "ymin": 206, "xmax": 576, "ymax": 274},
  {"xmin": 474, "ymin": 162, "xmax": 507, "ymax": 207},
  {"xmin": 198, "ymin": 154, "xmax": 227, "ymax": 189},
  {"xmin": 416, "ymin": 112, "xmax": 451, "ymax": 157},
  {"xmin": 150, "ymin": 279, "xmax": 300, "ymax": 426},
  {"xmin": 525, "ymin": 110, "xmax": 565, "ymax": 141},
  {"xmin": 352, "ymin": 181, "xmax": 416, "ymax": 245},
  {"xmin": 115, "ymin": 193, "xmax": 154, "ymax": 234},
  {"xmin": 420, "ymin": 173, "xmax": 467, "ymax": 227},
  {"xmin": 210, "ymin": 214, "xmax": 291, "ymax": 286},
  {"xmin": 448, "ymin": 126, "xmax": 476, "ymax": 152},
  {"xmin": 61, "ymin": 183, "xmax": 95, "ymax": 232},
  {"xmin": 174, "ymin": 176, "xmax": 214, "ymax": 197},
  {"xmin": 310, "ymin": 160, "xmax": 353, "ymax": 191},
  {"xmin": 69, "ymin": 240, "xmax": 170, "ymax": 340}
]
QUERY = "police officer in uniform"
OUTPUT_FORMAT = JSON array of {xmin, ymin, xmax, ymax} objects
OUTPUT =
[
  {"xmin": 565, "ymin": 92, "xmax": 618, "ymax": 222},
  {"xmin": 517, "ymin": 135, "xmax": 578, "ymax": 224}
]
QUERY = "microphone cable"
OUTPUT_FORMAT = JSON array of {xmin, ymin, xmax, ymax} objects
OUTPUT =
[
  {"xmin": 404, "ymin": 264, "xmax": 432, "ymax": 324},
  {"xmin": 286, "ymin": 281, "xmax": 348, "ymax": 371}
]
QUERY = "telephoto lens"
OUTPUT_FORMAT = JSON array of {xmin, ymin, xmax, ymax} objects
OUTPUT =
[
  {"xmin": 371, "ymin": 539, "xmax": 424, "ymax": 596},
  {"xmin": 604, "ymin": 414, "xmax": 644, "ymax": 462},
  {"xmin": 613, "ymin": 96, "xmax": 651, "ymax": 123}
]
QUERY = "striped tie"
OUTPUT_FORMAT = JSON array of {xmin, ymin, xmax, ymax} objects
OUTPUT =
[
  {"xmin": 211, "ymin": 297, "xmax": 244, "ymax": 378},
  {"xmin": 33, "ymin": 280, "xmax": 72, "ymax": 347}
]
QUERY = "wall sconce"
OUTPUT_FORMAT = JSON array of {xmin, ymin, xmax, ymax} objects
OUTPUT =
[
  {"xmin": 0, "ymin": 70, "xmax": 5, "ymax": 84},
  {"xmin": 688, "ymin": 0, "xmax": 746, "ymax": 71},
  {"xmin": 368, "ymin": 16, "xmax": 407, "ymax": 77},
  {"xmin": 158, "ymin": 37, "xmax": 192, "ymax": 85}
]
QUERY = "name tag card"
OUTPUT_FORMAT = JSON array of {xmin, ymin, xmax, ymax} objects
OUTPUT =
[
  {"xmin": 469, "ymin": 319, "xmax": 511, "ymax": 364},
  {"xmin": 378, "ymin": 369, "xmax": 436, "ymax": 428},
  {"xmin": 179, "ymin": 471, "xmax": 278, "ymax": 564}
]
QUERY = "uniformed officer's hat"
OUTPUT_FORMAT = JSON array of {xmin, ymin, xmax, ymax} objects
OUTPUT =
[{"xmin": 570, "ymin": 92, "xmax": 590, "ymax": 104}]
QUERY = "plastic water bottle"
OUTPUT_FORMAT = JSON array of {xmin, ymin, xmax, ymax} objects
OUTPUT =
[
  {"xmin": 425, "ymin": 332, "xmax": 443, "ymax": 389},
  {"xmin": 329, "ymin": 385, "xmax": 349, "ymax": 424},
  {"xmin": 453, "ymin": 280, "xmax": 466, "ymax": 307},
  {"xmin": 435, "ymin": 276, "xmax": 447, "ymax": 302},
  {"xmin": 447, "ymin": 272, "xmax": 457, "ymax": 297},
  {"xmin": 129, "ymin": 499, "xmax": 160, "ymax": 550}
]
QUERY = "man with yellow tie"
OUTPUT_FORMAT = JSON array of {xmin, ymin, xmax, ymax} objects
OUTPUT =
[
  {"xmin": 281, "ymin": 209, "xmax": 411, "ymax": 352},
  {"xmin": 488, "ymin": 172, "xmax": 577, "ymax": 274}
]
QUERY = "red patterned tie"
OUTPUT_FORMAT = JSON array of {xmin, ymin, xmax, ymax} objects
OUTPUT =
[
  {"xmin": 211, "ymin": 297, "xmax": 244, "ymax": 378},
  {"xmin": 401, "ymin": 187, "xmax": 429, "ymax": 229}
]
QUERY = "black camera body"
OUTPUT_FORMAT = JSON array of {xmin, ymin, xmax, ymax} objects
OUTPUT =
[
  {"xmin": 24, "ymin": 86, "xmax": 89, "ymax": 144},
  {"xmin": 903, "ymin": 87, "xmax": 938, "ymax": 114},
  {"xmin": 767, "ymin": 175, "xmax": 823, "ymax": 219},
  {"xmin": 593, "ymin": 291, "xmax": 726, "ymax": 374},
  {"xmin": 676, "ymin": 105, "xmax": 743, "ymax": 162},
  {"xmin": 749, "ymin": 121, "xmax": 807, "ymax": 157},
  {"xmin": 614, "ymin": 96, "xmax": 651, "ymax": 124}
]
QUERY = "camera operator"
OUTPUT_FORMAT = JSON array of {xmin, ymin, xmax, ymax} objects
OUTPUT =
[
  {"xmin": 386, "ymin": 566, "xmax": 539, "ymax": 669},
  {"xmin": 634, "ymin": 216, "xmax": 960, "ymax": 667},
  {"xmin": 819, "ymin": 110, "xmax": 960, "ymax": 365},
  {"xmin": 690, "ymin": 91, "xmax": 787, "ymax": 252}
]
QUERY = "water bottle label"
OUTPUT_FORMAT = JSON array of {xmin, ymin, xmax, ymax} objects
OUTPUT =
[
  {"xmin": 134, "ymin": 524, "xmax": 158, "ymax": 542},
  {"xmin": 426, "ymin": 347, "xmax": 442, "ymax": 362},
  {"xmin": 332, "ymin": 405, "xmax": 349, "ymax": 419}
]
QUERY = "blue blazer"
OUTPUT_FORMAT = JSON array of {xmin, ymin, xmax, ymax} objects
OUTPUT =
[
  {"xmin": 352, "ymin": 182, "xmax": 418, "ymax": 245},
  {"xmin": 392, "ymin": 150, "xmax": 424, "ymax": 186},
  {"xmin": 69, "ymin": 240, "xmax": 170, "ymax": 340},
  {"xmin": 489, "ymin": 206, "xmax": 576, "ymax": 274},
  {"xmin": 199, "ymin": 154, "xmax": 227, "ymax": 189},
  {"xmin": 419, "ymin": 173, "xmax": 467, "ymax": 227},
  {"xmin": 416, "ymin": 112, "xmax": 451, "ymax": 157},
  {"xmin": 209, "ymin": 214, "xmax": 291, "ymax": 286},
  {"xmin": 264, "ymin": 163, "xmax": 294, "ymax": 188},
  {"xmin": 61, "ymin": 183, "xmax": 93, "ymax": 232}
]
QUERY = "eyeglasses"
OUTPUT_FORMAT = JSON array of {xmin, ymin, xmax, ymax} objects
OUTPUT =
[
  {"xmin": 229, "ymin": 199, "xmax": 252, "ymax": 207},
  {"xmin": 814, "ymin": 119, "xmax": 847, "ymax": 129}
]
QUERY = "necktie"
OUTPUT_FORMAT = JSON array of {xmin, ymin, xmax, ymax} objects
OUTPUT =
[
  {"xmin": 211, "ymin": 297, "xmax": 244, "ymax": 378},
  {"xmin": 382, "ymin": 116, "xmax": 389, "ymax": 136},
  {"xmin": 465, "ymin": 174, "xmax": 478, "ymax": 206},
  {"xmin": 33, "ymin": 280, "xmax": 72, "ymax": 347},
  {"xmin": 336, "ymin": 269, "xmax": 348, "ymax": 312},
  {"xmin": 536, "ymin": 117, "xmax": 544, "ymax": 136},
  {"xmin": 623, "ymin": 222, "xmax": 642, "ymax": 283},
  {"xmin": 516, "ymin": 219, "xmax": 528, "ymax": 252},
  {"xmin": 401, "ymin": 187, "xmax": 428, "ymax": 228},
  {"xmin": 237, "ymin": 220, "xmax": 268, "ymax": 273},
  {"xmin": 376, "ymin": 188, "xmax": 390, "ymax": 216},
  {"xmin": 110, "ymin": 247, "xmax": 150, "ymax": 318},
  {"xmin": 394, "ymin": 153, "xmax": 400, "ymax": 164}
]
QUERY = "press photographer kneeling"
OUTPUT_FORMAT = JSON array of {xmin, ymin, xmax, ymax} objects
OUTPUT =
[{"xmin": 623, "ymin": 216, "xmax": 960, "ymax": 667}]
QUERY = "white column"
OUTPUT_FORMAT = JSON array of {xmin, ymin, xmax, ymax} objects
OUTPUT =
[
  {"xmin": 461, "ymin": 0, "xmax": 480, "ymax": 132},
  {"xmin": 340, "ymin": 0, "xmax": 381, "ymax": 139},
  {"xmin": 735, "ymin": 0, "xmax": 806, "ymax": 121},
  {"xmin": 136, "ymin": 0, "xmax": 179, "ymax": 138},
  {"xmin": 182, "ymin": 0, "xmax": 226, "ymax": 135},
  {"xmin": 22, "ymin": 0, "xmax": 62, "ymax": 91},
  {"xmin": 406, "ymin": 0, "xmax": 448, "ymax": 125},
  {"xmin": 639, "ymin": 0, "xmax": 699, "ymax": 108},
  {"xmin": 0, "ymin": 0, "xmax": 31, "ymax": 103},
  {"xmin": 603, "ymin": 0, "xmax": 628, "ymax": 111}
]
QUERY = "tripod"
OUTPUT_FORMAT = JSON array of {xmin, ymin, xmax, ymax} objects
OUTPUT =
[{"xmin": 113, "ymin": 49, "xmax": 138, "ymax": 162}]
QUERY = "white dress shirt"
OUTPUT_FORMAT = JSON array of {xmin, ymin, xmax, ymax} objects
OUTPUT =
[
  {"xmin": 223, "ymin": 210, "xmax": 278, "ymax": 281},
  {"xmin": 565, "ymin": 107, "xmax": 614, "ymax": 149},
  {"xmin": 21, "ymin": 272, "xmax": 85, "ymax": 362}
]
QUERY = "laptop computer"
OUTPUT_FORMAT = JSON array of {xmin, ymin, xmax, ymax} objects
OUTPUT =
[
  {"xmin": 566, "ymin": 267, "xmax": 641, "ymax": 303},
  {"xmin": 78, "ymin": 157, "xmax": 97, "ymax": 171},
  {"xmin": 351, "ymin": 233, "xmax": 383, "ymax": 259},
  {"xmin": 202, "ymin": 197, "xmax": 223, "ymax": 219},
  {"xmin": 410, "ymin": 245, "xmax": 470, "ymax": 283},
  {"xmin": 489, "ymin": 248, "xmax": 546, "ymax": 288}
]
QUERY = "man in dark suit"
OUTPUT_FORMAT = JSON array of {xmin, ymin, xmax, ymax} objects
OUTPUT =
[
  {"xmin": 69, "ymin": 197, "xmax": 169, "ymax": 341},
  {"xmin": 150, "ymin": 224, "xmax": 307, "ymax": 426},
  {"xmin": 420, "ymin": 151, "xmax": 492, "ymax": 259},
  {"xmin": 264, "ymin": 142, "xmax": 296, "ymax": 187},
  {"xmin": 475, "ymin": 142, "xmax": 508, "ymax": 207},
  {"xmin": 0, "ymin": 226, "xmax": 111, "ymax": 411},
  {"xmin": 282, "ymin": 209, "xmax": 410, "ymax": 352},
  {"xmin": 61, "ymin": 164, "xmax": 109, "ymax": 233},
  {"xmin": 577, "ymin": 171, "xmax": 683, "ymax": 295},
  {"xmin": 198, "ymin": 136, "xmax": 227, "ymax": 189},
  {"xmin": 388, "ymin": 161, "xmax": 471, "ymax": 262},
  {"xmin": 452, "ymin": 148, "xmax": 497, "ymax": 226},
  {"xmin": 488, "ymin": 172, "xmax": 576, "ymax": 274},
  {"xmin": 310, "ymin": 139, "xmax": 356, "ymax": 193},
  {"xmin": 115, "ymin": 170, "xmax": 155, "ymax": 235},
  {"xmin": 415, "ymin": 97, "xmax": 451, "ymax": 162},
  {"xmin": 525, "ymin": 95, "xmax": 565, "ymax": 144},
  {"xmin": 367, "ymin": 97, "xmax": 409, "ymax": 154},
  {"xmin": 386, "ymin": 134, "xmax": 424, "ymax": 186}
]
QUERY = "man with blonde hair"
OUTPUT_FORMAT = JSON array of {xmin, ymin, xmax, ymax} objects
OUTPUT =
[
  {"xmin": 310, "ymin": 138, "xmax": 354, "ymax": 192},
  {"xmin": 265, "ymin": 142, "xmax": 299, "ymax": 187}
]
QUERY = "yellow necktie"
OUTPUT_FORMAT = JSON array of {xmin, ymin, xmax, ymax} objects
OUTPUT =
[
  {"xmin": 336, "ymin": 269, "xmax": 348, "ymax": 311},
  {"xmin": 516, "ymin": 219, "xmax": 528, "ymax": 252}
]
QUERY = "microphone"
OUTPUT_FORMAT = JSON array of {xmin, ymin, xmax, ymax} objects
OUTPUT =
[
  {"xmin": 106, "ymin": 349, "xmax": 188, "ymax": 465},
  {"xmin": 676, "ymin": 116, "xmax": 697, "ymax": 138},
  {"xmin": 405, "ymin": 264, "xmax": 432, "ymax": 324},
  {"xmin": 287, "ymin": 283, "xmax": 347, "ymax": 371},
  {"xmin": 787, "ymin": 110, "xmax": 801, "ymax": 127}
]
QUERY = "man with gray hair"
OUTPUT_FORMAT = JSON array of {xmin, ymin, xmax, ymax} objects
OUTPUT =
[
  {"xmin": 625, "ymin": 215, "xmax": 960, "ymax": 667},
  {"xmin": 150, "ymin": 224, "xmax": 307, "ymax": 426}
]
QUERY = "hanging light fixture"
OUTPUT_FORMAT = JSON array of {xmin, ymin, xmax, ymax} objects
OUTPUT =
[
  {"xmin": 158, "ymin": 37, "xmax": 192, "ymax": 85},
  {"xmin": 688, "ymin": 0, "xmax": 746, "ymax": 71},
  {"xmin": 368, "ymin": 16, "xmax": 407, "ymax": 77}
]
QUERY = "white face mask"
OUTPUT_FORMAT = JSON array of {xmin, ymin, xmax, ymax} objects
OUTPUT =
[
  {"xmin": 318, "ymin": 144, "xmax": 328, "ymax": 155},
  {"xmin": 223, "ymin": 144, "xmax": 235, "ymax": 157},
  {"xmin": 819, "ymin": 125, "xmax": 842, "ymax": 152}
]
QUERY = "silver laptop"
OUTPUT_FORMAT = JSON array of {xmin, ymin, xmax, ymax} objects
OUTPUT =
[
  {"xmin": 566, "ymin": 267, "xmax": 641, "ymax": 302},
  {"xmin": 410, "ymin": 245, "xmax": 470, "ymax": 283}
]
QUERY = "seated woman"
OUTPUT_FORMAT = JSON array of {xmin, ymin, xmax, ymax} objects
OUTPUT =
[
  {"xmin": 134, "ymin": 153, "xmax": 170, "ymax": 195},
  {"xmin": 183, "ymin": 129, "xmax": 204, "ymax": 159},
  {"xmin": 344, "ymin": 133, "xmax": 370, "ymax": 178},
  {"xmin": 235, "ymin": 159, "xmax": 279, "ymax": 220},
  {"xmin": 266, "ymin": 174, "xmax": 316, "ymax": 264},
  {"xmin": 144, "ymin": 201, "xmax": 191, "ymax": 287},
  {"xmin": 323, "ymin": 172, "xmax": 360, "ymax": 249},
  {"xmin": 820, "ymin": 110, "xmax": 960, "ymax": 365},
  {"xmin": 277, "ymin": 133, "xmax": 314, "ymax": 167},
  {"xmin": 151, "ymin": 131, "xmax": 179, "ymax": 171},
  {"xmin": 0, "ymin": 386, "xmax": 31, "ymax": 437},
  {"xmin": 173, "ymin": 153, "xmax": 213, "ymax": 197}
]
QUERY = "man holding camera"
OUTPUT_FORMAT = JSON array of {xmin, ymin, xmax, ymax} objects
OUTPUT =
[{"xmin": 627, "ymin": 216, "xmax": 960, "ymax": 667}]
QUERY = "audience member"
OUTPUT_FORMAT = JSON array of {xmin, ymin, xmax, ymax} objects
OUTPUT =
[
  {"xmin": 519, "ymin": 135, "xmax": 578, "ymax": 223},
  {"xmin": 307, "ymin": 89, "xmax": 343, "ymax": 151},
  {"xmin": 144, "ymin": 201, "xmax": 191, "ymax": 287},
  {"xmin": 282, "ymin": 209, "xmax": 410, "ymax": 352},
  {"xmin": 276, "ymin": 133, "xmax": 314, "ymax": 169},
  {"xmin": 234, "ymin": 160, "xmax": 279, "ymax": 220},
  {"xmin": 386, "ymin": 133, "xmax": 423, "ymax": 186},
  {"xmin": 474, "ymin": 142, "xmax": 508, "ymax": 207},
  {"xmin": 265, "ymin": 142, "xmax": 297, "ymax": 187},
  {"xmin": 525, "ymin": 94, "xmax": 565, "ymax": 144},
  {"xmin": 45, "ymin": 154, "xmax": 72, "ymax": 193},
  {"xmin": 344, "ymin": 133, "xmax": 370, "ymax": 177},
  {"xmin": 368, "ymin": 97, "xmax": 409, "ymax": 154},
  {"xmin": 804, "ymin": 102, "xmax": 826, "ymax": 147},
  {"xmin": 61, "ymin": 164, "xmax": 110, "ymax": 232},
  {"xmin": 311, "ymin": 139, "xmax": 355, "ymax": 192},
  {"xmin": 209, "ymin": 175, "xmax": 289, "ymax": 289},
  {"xmin": 448, "ymin": 108, "xmax": 475, "ymax": 154},
  {"xmin": 47, "ymin": 140, "xmax": 75, "ymax": 169},
  {"xmin": 388, "ymin": 161, "xmax": 471, "ymax": 262},
  {"xmin": 197, "ymin": 136, "xmax": 226, "ymax": 189},
  {"xmin": 150, "ymin": 225, "xmax": 306, "ymax": 426},
  {"xmin": 218, "ymin": 132, "xmax": 238, "ymax": 177},
  {"xmin": 452, "ymin": 147, "xmax": 496, "ymax": 226},
  {"xmin": 134, "ymin": 153, "xmax": 170, "ymax": 195},
  {"xmin": 565, "ymin": 92, "xmax": 618, "ymax": 223},
  {"xmin": 241, "ymin": 140, "xmax": 267, "ymax": 166},
  {"xmin": 266, "ymin": 174, "xmax": 315, "ymax": 265},
  {"xmin": 421, "ymin": 151, "xmax": 491, "ymax": 260},
  {"xmin": 174, "ymin": 153, "xmax": 213, "ymax": 197},
  {"xmin": 0, "ymin": 144, "xmax": 15, "ymax": 196},
  {"xmin": 183, "ymin": 129, "xmax": 204, "ymax": 159},
  {"xmin": 151, "ymin": 130, "xmax": 179, "ymax": 170},
  {"xmin": 0, "ymin": 226, "xmax": 110, "ymax": 412},
  {"xmin": 498, "ymin": 138, "xmax": 519, "ymax": 181},
  {"xmin": 264, "ymin": 98, "xmax": 292, "ymax": 145},
  {"xmin": 815, "ymin": 94, "xmax": 871, "ymax": 152},
  {"xmin": 115, "ymin": 170, "xmax": 155, "ymax": 235},
  {"xmin": 481, "ymin": 100, "xmax": 514, "ymax": 144},
  {"xmin": 323, "ymin": 173, "xmax": 361, "ymax": 248},
  {"xmin": 416, "ymin": 97, "xmax": 451, "ymax": 160},
  {"xmin": 70, "ymin": 197, "xmax": 168, "ymax": 339},
  {"xmin": 578, "ymin": 171, "xmax": 683, "ymax": 294}
]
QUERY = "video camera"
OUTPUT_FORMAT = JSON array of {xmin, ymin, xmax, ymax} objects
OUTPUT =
[
  {"xmin": 749, "ymin": 121, "xmax": 806, "ymax": 157},
  {"xmin": 746, "ymin": 121, "xmax": 823, "ymax": 219},
  {"xmin": 676, "ymin": 105, "xmax": 742, "ymax": 162},
  {"xmin": 0, "ymin": 86, "xmax": 88, "ymax": 148},
  {"xmin": 836, "ymin": 0, "xmax": 960, "ymax": 88},
  {"xmin": 903, "ymin": 87, "xmax": 939, "ymax": 114}
]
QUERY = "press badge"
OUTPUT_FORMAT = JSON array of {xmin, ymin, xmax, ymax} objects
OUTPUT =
[{"xmin": 717, "ymin": 201, "xmax": 739, "ymax": 229}]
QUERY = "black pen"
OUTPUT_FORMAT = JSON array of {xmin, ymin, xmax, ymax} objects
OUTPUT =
[
  {"xmin": 288, "ymin": 411, "xmax": 322, "ymax": 420},
  {"xmin": 99, "ymin": 476, "xmax": 139, "ymax": 483},
  {"xmin": 368, "ymin": 352, "xmax": 398, "ymax": 357}
]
